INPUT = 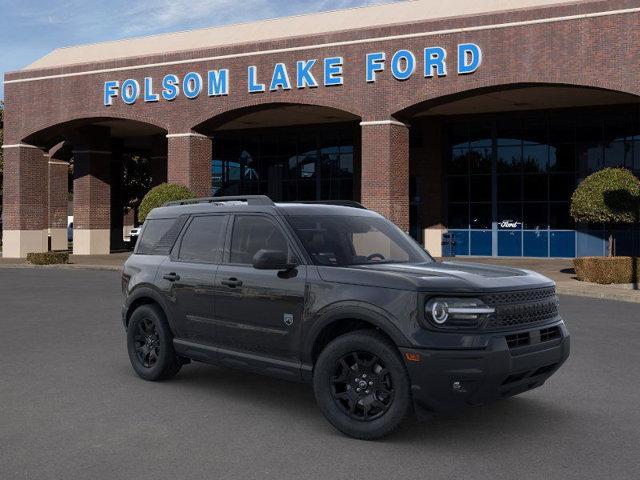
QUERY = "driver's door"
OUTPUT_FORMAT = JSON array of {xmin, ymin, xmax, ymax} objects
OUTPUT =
[{"xmin": 213, "ymin": 214, "xmax": 307, "ymax": 365}]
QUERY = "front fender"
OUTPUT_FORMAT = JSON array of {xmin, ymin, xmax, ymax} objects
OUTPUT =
[{"xmin": 301, "ymin": 301, "xmax": 411, "ymax": 366}]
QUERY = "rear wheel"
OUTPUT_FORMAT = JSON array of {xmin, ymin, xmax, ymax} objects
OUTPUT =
[
  {"xmin": 127, "ymin": 304, "xmax": 181, "ymax": 381},
  {"xmin": 313, "ymin": 330, "xmax": 411, "ymax": 439}
]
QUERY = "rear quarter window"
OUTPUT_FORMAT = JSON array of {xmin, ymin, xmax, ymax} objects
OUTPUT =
[{"xmin": 136, "ymin": 216, "xmax": 187, "ymax": 255}]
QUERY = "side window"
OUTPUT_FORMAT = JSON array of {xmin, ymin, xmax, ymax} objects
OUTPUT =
[
  {"xmin": 137, "ymin": 217, "xmax": 185, "ymax": 255},
  {"xmin": 178, "ymin": 215, "xmax": 227, "ymax": 263},
  {"xmin": 229, "ymin": 215, "xmax": 290, "ymax": 264}
]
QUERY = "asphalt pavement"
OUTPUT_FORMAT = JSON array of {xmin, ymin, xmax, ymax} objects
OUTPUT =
[{"xmin": 1, "ymin": 268, "xmax": 639, "ymax": 480}]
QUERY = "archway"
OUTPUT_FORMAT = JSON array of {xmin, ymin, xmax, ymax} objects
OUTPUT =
[
  {"xmin": 193, "ymin": 103, "xmax": 361, "ymax": 202},
  {"xmin": 396, "ymin": 84, "xmax": 640, "ymax": 257},
  {"xmin": 20, "ymin": 118, "xmax": 167, "ymax": 255}
]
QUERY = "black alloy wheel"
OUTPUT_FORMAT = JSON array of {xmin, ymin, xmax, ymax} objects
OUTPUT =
[
  {"xmin": 134, "ymin": 317, "xmax": 161, "ymax": 368},
  {"xmin": 330, "ymin": 351, "xmax": 394, "ymax": 421},
  {"xmin": 127, "ymin": 304, "xmax": 182, "ymax": 381},
  {"xmin": 313, "ymin": 330, "xmax": 411, "ymax": 440}
]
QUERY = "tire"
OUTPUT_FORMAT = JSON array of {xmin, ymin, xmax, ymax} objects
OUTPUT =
[
  {"xmin": 313, "ymin": 330, "xmax": 411, "ymax": 440},
  {"xmin": 126, "ymin": 304, "xmax": 182, "ymax": 381}
]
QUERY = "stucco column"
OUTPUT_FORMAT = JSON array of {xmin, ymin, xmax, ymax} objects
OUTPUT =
[
  {"xmin": 167, "ymin": 133, "xmax": 212, "ymax": 197},
  {"xmin": 150, "ymin": 134, "xmax": 168, "ymax": 187},
  {"xmin": 360, "ymin": 120, "xmax": 410, "ymax": 232},
  {"xmin": 73, "ymin": 149, "xmax": 112, "ymax": 255},
  {"xmin": 48, "ymin": 159, "xmax": 69, "ymax": 251},
  {"xmin": 1, "ymin": 144, "xmax": 49, "ymax": 258}
]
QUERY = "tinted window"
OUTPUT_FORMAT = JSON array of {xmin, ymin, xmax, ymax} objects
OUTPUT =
[
  {"xmin": 137, "ymin": 217, "xmax": 185, "ymax": 255},
  {"xmin": 178, "ymin": 215, "xmax": 227, "ymax": 263},
  {"xmin": 230, "ymin": 216, "xmax": 289, "ymax": 264},
  {"xmin": 289, "ymin": 216, "xmax": 433, "ymax": 266}
]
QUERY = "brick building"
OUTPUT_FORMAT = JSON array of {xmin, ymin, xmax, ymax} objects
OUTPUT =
[{"xmin": 3, "ymin": 0, "xmax": 640, "ymax": 258}]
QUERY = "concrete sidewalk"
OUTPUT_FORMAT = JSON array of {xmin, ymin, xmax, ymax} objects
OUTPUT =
[
  {"xmin": 1, "ymin": 252, "xmax": 638, "ymax": 303},
  {"xmin": 0, "ymin": 252, "xmax": 131, "ymax": 271},
  {"xmin": 445, "ymin": 257, "xmax": 640, "ymax": 303}
]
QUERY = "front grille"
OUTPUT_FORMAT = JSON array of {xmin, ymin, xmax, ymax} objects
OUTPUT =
[{"xmin": 482, "ymin": 287, "xmax": 559, "ymax": 330}]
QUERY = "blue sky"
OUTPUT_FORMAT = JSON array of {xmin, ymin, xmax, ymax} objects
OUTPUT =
[{"xmin": 0, "ymin": 0, "xmax": 397, "ymax": 100}]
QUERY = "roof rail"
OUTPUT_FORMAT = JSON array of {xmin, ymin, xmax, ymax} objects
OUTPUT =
[
  {"xmin": 163, "ymin": 195, "xmax": 275, "ymax": 207},
  {"xmin": 288, "ymin": 200, "xmax": 367, "ymax": 209}
]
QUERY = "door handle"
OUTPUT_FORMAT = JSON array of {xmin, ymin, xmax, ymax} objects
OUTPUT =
[
  {"xmin": 221, "ymin": 278, "xmax": 243, "ymax": 288},
  {"xmin": 163, "ymin": 272, "xmax": 180, "ymax": 282}
]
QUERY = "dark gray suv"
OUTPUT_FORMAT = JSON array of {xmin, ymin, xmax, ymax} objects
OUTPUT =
[{"xmin": 122, "ymin": 195, "xmax": 570, "ymax": 439}]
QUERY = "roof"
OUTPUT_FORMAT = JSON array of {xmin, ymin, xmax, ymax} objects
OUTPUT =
[{"xmin": 25, "ymin": 0, "xmax": 587, "ymax": 70}]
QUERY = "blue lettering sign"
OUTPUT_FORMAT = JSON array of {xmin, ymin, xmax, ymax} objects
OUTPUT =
[
  {"xmin": 248, "ymin": 66, "xmax": 265, "ymax": 93},
  {"xmin": 390, "ymin": 50, "xmax": 415, "ymax": 81},
  {"xmin": 161, "ymin": 74, "xmax": 179, "ymax": 101},
  {"xmin": 208, "ymin": 69, "xmax": 229, "ymax": 96},
  {"xmin": 183, "ymin": 72, "xmax": 203, "ymax": 99},
  {"xmin": 296, "ymin": 59, "xmax": 318, "ymax": 88},
  {"xmin": 144, "ymin": 77, "xmax": 159, "ymax": 102},
  {"xmin": 458, "ymin": 43, "xmax": 482, "ymax": 74},
  {"xmin": 121, "ymin": 79, "xmax": 140, "ymax": 104},
  {"xmin": 366, "ymin": 52, "xmax": 385, "ymax": 83},
  {"xmin": 104, "ymin": 80, "xmax": 119, "ymax": 106},
  {"xmin": 270, "ymin": 63, "xmax": 292, "ymax": 91},
  {"xmin": 324, "ymin": 57, "xmax": 343, "ymax": 86},
  {"xmin": 424, "ymin": 47, "xmax": 447, "ymax": 77}
]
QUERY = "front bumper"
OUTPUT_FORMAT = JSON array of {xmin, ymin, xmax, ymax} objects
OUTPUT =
[{"xmin": 400, "ymin": 319, "xmax": 570, "ymax": 418}]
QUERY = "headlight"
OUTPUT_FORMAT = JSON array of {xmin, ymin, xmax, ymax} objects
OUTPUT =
[{"xmin": 425, "ymin": 297, "xmax": 495, "ymax": 328}]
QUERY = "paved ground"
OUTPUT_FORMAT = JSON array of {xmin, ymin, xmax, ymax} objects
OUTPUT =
[{"xmin": 1, "ymin": 268, "xmax": 639, "ymax": 480}]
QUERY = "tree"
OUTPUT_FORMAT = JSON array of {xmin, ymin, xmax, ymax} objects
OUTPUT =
[
  {"xmin": 138, "ymin": 183, "xmax": 195, "ymax": 222},
  {"xmin": 570, "ymin": 167, "xmax": 640, "ymax": 256}
]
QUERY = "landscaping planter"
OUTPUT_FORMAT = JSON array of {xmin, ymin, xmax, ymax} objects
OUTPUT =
[{"xmin": 574, "ymin": 256, "xmax": 640, "ymax": 284}]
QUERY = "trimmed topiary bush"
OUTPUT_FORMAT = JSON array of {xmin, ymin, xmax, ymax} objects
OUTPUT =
[
  {"xmin": 27, "ymin": 251, "xmax": 69, "ymax": 265},
  {"xmin": 574, "ymin": 256, "xmax": 639, "ymax": 284},
  {"xmin": 570, "ymin": 168, "xmax": 640, "ymax": 224},
  {"xmin": 138, "ymin": 183, "xmax": 195, "ymax": 222}
]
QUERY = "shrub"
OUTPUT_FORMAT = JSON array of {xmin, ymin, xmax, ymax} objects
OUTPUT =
[
  {"xmin": 27, "ymin": 251, "xmax": 69, "ymax": 265},
  {"xmin": 570, "ymin": 168, "xmax": 640, "ymax": 224},
  {"xmin": 574, "ymin": 256, "xmax": 640, "ymax": 284},
  {"xmin": 138, "ymin": 183, "xmax": 195, "ymax": 222}
]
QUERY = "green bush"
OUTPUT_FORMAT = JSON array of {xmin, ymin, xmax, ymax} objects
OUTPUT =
[
  {"xmin": 138, "ymin": 183, "xmax": 195, "ymax": 222},
  {"xmin": 574, "ymin": 256, "xmax": 640, "ymax": 284},
  {"xmin": 27, "ymin": 251, "xmax": 69, "ymax": 265},
  {"xmin": 570, "ymin": 168, "xmax": 640, "ymax": 224}
]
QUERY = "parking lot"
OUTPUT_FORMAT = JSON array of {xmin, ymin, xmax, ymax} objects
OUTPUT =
[{"xmin": 1, "ymin": 268, "xmax": 639, "ymax": 480}]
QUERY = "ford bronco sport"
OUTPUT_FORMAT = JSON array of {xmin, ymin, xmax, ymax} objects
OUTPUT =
[{"xmin": 122, "ymin": 195, "xmax": 570, "ymax": 439}]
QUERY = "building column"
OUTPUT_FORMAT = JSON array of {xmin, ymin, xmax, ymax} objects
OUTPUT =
[
  {"xmin": 1, "ymin": 144, "xmax": 49, "ymax": 258},
  {"xmin": 48, "ymin": 159, "xmax": 69, "ymax": 251},
  {"xmin": 360, "ymin": 120, "xmax": 410, "ymax": 232},
  {"xmin": 167, "ymin": 133, "xmax": 212, "ymax": 197},
  {"xmin": 150, "ymin": 134, "xmax": 168, "ymax": 187}
]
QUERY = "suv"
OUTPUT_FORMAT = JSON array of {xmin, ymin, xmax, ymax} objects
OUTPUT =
[{"xmin": 122, "ymin": 195, "xmax": 570, "ymax": 439}]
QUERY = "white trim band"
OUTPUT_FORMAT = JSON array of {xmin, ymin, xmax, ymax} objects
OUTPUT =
[
  {"xmin": 1, "ymin": 143, "xmax": 41, "ymax": 149},
  {"xmin": 4, "ymin": 7, "xmax": 640, "ymax": 85},
  {"xmin": 360, "ymin": 120, "xmax": 408, "ymax": 127},
  {"xmin": 48, "ymin": 160, "xmax": 69, "ymax": 165},
  {"xmin": 71, "ymin": 149, "xmax": 111, "ymax": 155},
  {"xmin": 166, "ymin": 133, "xmax": 211, "ymax": 139}
]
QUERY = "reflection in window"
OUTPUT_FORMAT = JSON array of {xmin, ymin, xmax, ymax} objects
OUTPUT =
[{"xmin": 211, "ymin": 125, "xmax": 356, "ymax": 201}]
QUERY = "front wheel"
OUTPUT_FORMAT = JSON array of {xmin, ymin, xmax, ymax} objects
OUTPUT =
[
  {"xmin": 126, "ymin": 304, "xmax": 182, "ymax": 381},
  {"xmin": 313, "ymin": 330, "xmax": 411, "ymax": 439}
]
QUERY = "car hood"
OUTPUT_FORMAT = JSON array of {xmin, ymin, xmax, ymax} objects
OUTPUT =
[{"xmin": 317, "ymin": 261, "xmax": 554, "ymax": 293}]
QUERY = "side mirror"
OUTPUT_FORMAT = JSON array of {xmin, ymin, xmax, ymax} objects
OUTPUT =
[{"xmin": 252, "ymin": 249, "xmax": 298, "ymax": 271}]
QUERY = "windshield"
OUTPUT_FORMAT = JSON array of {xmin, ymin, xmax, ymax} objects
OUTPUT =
[{"xmin": 288, "ymin": 215, "xmax": 433, "ymax": 267}]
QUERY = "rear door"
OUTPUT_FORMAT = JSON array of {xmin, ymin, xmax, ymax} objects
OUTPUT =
[
  {"xmin": 213, "ymin": 214, "xmax": 307, "ymax": 363},
  {"xmin": 157, "ymin": 214, "xmax": 229, "ymax": 346}
]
